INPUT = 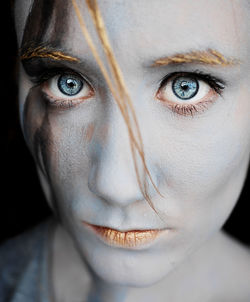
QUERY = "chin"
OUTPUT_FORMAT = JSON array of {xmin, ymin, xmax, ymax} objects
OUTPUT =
[
  {"xmin": 78, "ymin": 238, "xmax": 180, "ymax": 288},
  {"xmin": 67, "ymin": 221, "xmax": 193, "ymax": 288},
  {"xmin": 89, "ymin": 257, "xmax": 172, "ymax": 287}
]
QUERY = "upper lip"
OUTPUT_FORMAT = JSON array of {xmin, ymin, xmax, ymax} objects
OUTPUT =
[
  {"xmin": 82, "ymin": 221, "xmax": 169, "ymax": 232},
  {"xmin": 83, "ymin": 221, "xmax": 169, "ymax": 248}
]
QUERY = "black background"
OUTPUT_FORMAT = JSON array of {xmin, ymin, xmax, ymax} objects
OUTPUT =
[{"xmin": 2, "ymin": 2, "xmax": 250, "ymax": 246}]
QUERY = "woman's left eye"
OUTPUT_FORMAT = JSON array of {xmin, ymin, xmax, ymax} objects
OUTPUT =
[
  {"xmin": 42, "ymin": 73, "xmax": 94, "ymax": 108},
  {"xmin": 156, "ymin": 73, "xmax": 225, "ymax": 116},
  {"xmin": 172, "ymin": 76, "xmax": 199, "ymax": 100}
]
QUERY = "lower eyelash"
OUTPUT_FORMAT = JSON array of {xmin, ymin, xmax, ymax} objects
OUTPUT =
[
  {"xmin": 169, "ymin": 99, "xmax": 216, "ymax": 117},
  {"xmin": 50, "ymin": 99, "xmax": 75, "ymax": 109},
  {"xmin": 41, "ymin": 90, "xmax": 78, "ymax": 109}
]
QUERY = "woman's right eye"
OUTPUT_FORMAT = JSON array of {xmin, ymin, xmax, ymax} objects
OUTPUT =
[{"xmin": 41, "ymin": 73, "xmax": 94, "ymax": 108}]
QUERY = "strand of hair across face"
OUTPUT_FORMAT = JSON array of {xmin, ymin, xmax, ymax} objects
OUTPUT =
[
  {"xmin": 71, "ymin": 0, "xmax": 150, "ymax": 205},
  {"xmin": 71, "ymin": 0, "xmax": 164, "ymax": 213},
  {"xmin": 84, "ymin": 0, "xmax": 164, "ymax": 205}
]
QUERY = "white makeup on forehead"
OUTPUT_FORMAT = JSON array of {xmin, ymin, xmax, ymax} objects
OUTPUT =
[{"xmin": 65, "ymin": 0, "xmax": 245, "ymax": 77}]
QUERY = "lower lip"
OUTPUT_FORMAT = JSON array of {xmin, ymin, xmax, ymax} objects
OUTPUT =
[{"xmin": 83, "ymin": 223, "xmax": 168, "ymax": 248}]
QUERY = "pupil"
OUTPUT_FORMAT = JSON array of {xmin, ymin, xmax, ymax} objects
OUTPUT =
[
  {"xmin": 172, "ymin": 76, "xmax": 199, "ymax": 100},
  {"xmin": 58, "ymin": 75, "xmax": 83, "ymax": 96},
  {"xmin": 181, "ymin": 82, "xmax": 189, "ymax": 91},
  {"xmin": 67, "ymin": 79, "xmax": 76, "ymax": 88}
]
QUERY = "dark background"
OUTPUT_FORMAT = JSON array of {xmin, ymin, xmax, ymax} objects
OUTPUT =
[{"xmin": 2, "ymin": 2, "xmax": 249, "ymax": 246}]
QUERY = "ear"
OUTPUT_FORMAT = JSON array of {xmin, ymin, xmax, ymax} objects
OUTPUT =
[{"xmin": 14, "ymin": 0, "xmax": 33, "ymax": 47}]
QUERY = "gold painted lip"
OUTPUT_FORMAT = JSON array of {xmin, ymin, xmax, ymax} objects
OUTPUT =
[{"xmin": 83, "ymin": 222, "xmax": 167, "ymax": 248}]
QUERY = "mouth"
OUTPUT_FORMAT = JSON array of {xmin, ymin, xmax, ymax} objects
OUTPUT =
[{"xmin": 83, "ymin": 222, "xmax": 168, "ymax": 248}]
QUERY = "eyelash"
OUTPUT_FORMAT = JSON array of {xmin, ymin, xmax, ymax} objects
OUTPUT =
[
  {"xmin": 31, "ymin": 67, "xmax": 94, "ymax": 108},
  {"xmin": 32, "ymin": 68, "xmax": 225, "ymax": 115},
  {"xmin": 31, "ymin": 67, "xmax": 73, "ymax": 84},
  {"xmin": 157, "ymin": 71, "xmax": 225, "ymax": 117}
]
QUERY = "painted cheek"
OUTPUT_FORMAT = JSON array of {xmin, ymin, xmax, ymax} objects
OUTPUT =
[
  {"xmin": 23, "ymin": 88, "xmax": 47, "ymax": 153},
  {"xmin": 23, "ymin": 87, "xmax": 61, "ymax": 179},
  {"xmin": 85, "ymin": 123, "xmax": 95, "ymax": 143},
  {"xmin": 84, "ymin": 123, "xmax": 109, "ymax": 144},
  {"xmin": 23, "ymin": 87, "xmax": 70, "ymax": 216},
  {"xmin": 97, "ymin": 123, "xmax": 109, "ymax": 144}
]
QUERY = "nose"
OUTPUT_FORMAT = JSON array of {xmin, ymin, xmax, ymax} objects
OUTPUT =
[{"xmin": 88, "ymin": 106, "xmax": 148, "ymax": 207}]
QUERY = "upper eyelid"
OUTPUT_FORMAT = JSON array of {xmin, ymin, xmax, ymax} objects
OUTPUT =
[
  {"xmin": 31, "ymin": 68, "xmax": 95, "ymax": 93},
  {"xmin": 27, "ymin": 60, "xmax": 226, "ymax": 94},
  {"xmin": 158, "ymin": 71, "xmax": 226, "ymax": 88},
  {"xmin": 21, "ymin": 56, "xmax": 104, "ymax": 85},
  {"xmin": 32, "ymin": 68, "xmax": 84, "ymax": 82}
]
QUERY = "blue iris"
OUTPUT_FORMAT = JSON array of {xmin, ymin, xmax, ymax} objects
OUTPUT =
[
  {"xmin": 58, "ymin": 74, "xmax": 83, "ymax": 96},
  {"xmin": 172, "ymin": 76, "xmax": 199, "ymax": 100}
]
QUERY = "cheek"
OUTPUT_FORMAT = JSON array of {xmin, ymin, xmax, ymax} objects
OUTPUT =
[
  {"xmin": 85, "ymin": 123, "xmax": 95, "ymax": 142},
  {"xmin": 22, "ymin": 88, "xmax": 95, "ymax": 203},
  {"xmin": 150, "ymin": 91, "xmax": 250, "ymax": 199},
  {"xmin": 144, "ymin": 89, "xmax": 250, "ymax": 236},
  {"xmin": 23, "ymin": 88, "xmax": 57, "ymax": 178}
]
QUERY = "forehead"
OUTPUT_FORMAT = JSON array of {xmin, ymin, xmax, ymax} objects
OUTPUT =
[{"xmin": 16, "ymin": 0, "xmax": 248, "ymax": 63}]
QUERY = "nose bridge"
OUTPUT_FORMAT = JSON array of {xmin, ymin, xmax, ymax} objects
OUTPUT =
[{"xmin": 88, "ymin": 104, "xmax": 144, "ymax": 206}]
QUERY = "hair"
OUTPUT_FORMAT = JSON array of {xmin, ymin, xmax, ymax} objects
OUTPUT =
[
  {"xmin": 10, "ymin": 0, "xmax": 163, "ymax": 213},
  {"xmin": 71, "ymin": 0, "xmax": 163, "ymax": 212}
]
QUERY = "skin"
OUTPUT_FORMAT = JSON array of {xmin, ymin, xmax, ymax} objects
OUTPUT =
[{"xmin": 14, "ymin": 0, "xmax": 250, "ymax": 301}]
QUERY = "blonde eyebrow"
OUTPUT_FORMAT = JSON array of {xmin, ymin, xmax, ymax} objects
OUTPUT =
[
  {"xmin": 20, "ymin": 45, "xmax": 79, "ymax": 62},
  {"xmin": 152, "ymin": 49, "xmax": 239, "ymax": 67}
]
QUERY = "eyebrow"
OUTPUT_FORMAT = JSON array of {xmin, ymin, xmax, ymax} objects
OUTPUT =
[
  {"xmin": 20, "ymin": 44, "xmax": 239, "ymax": 69},
  {"xmin": 152, "ymin": 49, "xmax": 239, "ymax": 67},
  {"xmin": 20, "ymin": 44, "xmax": 79, "ymax": 62}
]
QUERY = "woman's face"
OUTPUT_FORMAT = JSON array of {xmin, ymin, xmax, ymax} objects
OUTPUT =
[{"xmin": 15, "ymin": 0, "xmax": 250, "ymax": 286}]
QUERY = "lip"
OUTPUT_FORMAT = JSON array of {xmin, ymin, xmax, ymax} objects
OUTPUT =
[{"xmin": 83, "ymin": 222, "xmax": 169, "ymax": 249}]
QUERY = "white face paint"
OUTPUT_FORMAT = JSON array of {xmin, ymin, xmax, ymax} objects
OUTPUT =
[{"xmin": 15, "ymin": 0, "xmax": 250, "ymax": 287}]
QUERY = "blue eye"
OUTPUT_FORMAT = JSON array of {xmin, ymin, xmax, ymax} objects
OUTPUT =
[
  {"xmin": 58, "ymin": 74, "xmax": 83, "ymax": 96},
  {"xmin": 172, "ymin": 76, "xmax": 199, "ymax": 100}
]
